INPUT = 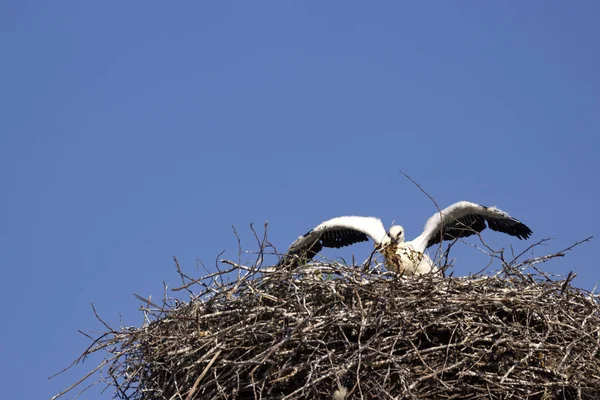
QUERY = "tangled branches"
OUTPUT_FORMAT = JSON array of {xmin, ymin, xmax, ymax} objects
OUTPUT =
[{"xmin": 53, "ymin": 236, "xmax": 599, "ymax": 400}]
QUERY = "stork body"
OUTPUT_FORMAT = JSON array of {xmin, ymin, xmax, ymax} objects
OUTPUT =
[
  {"xmin": 278, "ymin": 201, "xmax": 533, "ymax": 275},
  {"xmin": 381, "ymin": 242, "xmax": 434, "ymax": 275}
]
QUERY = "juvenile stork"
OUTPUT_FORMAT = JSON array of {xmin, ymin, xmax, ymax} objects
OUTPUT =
[{"xmin": 278, "ymin": 201, "xmax": 532, "ymax": 275}]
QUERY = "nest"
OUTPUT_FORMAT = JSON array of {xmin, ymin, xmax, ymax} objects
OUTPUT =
[{"xmin": 54, "ymin": 242, "xmax": 600, "ymax": 400}]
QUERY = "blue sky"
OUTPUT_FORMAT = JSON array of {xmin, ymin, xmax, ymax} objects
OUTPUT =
[{"xmin": 1, "ymin": 2, "xmax": 599, "ymax": 398}]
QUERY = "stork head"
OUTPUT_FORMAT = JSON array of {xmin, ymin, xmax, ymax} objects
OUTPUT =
[{"xmin": 388, "ymin": 225, "xmax": 405, "ymax": 243}]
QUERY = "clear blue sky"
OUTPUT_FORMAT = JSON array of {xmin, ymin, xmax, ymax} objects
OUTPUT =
[{"xmin": 1, "ymin": 2, "xmax": 598, "ymax": 398}]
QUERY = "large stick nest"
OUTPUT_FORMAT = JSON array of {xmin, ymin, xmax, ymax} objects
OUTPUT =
[{"xmin": 55, "ymin": 240, "xmax": 600, "ymax": 400}]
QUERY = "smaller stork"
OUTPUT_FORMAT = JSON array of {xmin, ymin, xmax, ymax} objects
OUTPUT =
[{"xmin": 278, "ymin": 201, "xmax": 532, "ymax": 275}]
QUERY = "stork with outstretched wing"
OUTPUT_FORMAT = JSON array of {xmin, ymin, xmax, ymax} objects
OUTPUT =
[{"xmin": 278, "ymin": 201, "xmax": 532, "ymax": 275}]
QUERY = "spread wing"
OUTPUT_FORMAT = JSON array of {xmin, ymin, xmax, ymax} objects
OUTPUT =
[
  {"xmin": 277, "ymin": 216, "xmax": 388, "ymax": 267},
  {"xmin": 410, "ymin": 201, "xmax": 532, "ymax": 252}
]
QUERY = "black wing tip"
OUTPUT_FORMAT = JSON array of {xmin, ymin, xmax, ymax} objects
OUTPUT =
[
  {"xmin": 277, "ymin": 239, "xmax": 323, "ymax": 268},
  {"xmin": 515, "ymin": 222, "xmax": 533, "ymax": 240},
  {"xmin": 497, "ymin": 216, "xmax": 532, "ymax": 241}
]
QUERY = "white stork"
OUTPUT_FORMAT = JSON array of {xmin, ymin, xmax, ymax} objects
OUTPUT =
[{"xmin": 278, "ymin": 201, "xmax": 532, "ymax": 275}]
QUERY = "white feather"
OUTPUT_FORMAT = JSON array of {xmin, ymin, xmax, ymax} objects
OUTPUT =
[
  {"xmin": 288, "ymin": 216, "xmax": 388, "ymax": 252},
  {"xmin": 410, "ymin": 201, "xmax": 519, "ymax": 252}
]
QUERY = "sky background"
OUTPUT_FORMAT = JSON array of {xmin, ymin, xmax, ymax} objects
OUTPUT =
[{"xmin": 1, "ymin": 2, "xmax": 599, "ymax": 399}]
